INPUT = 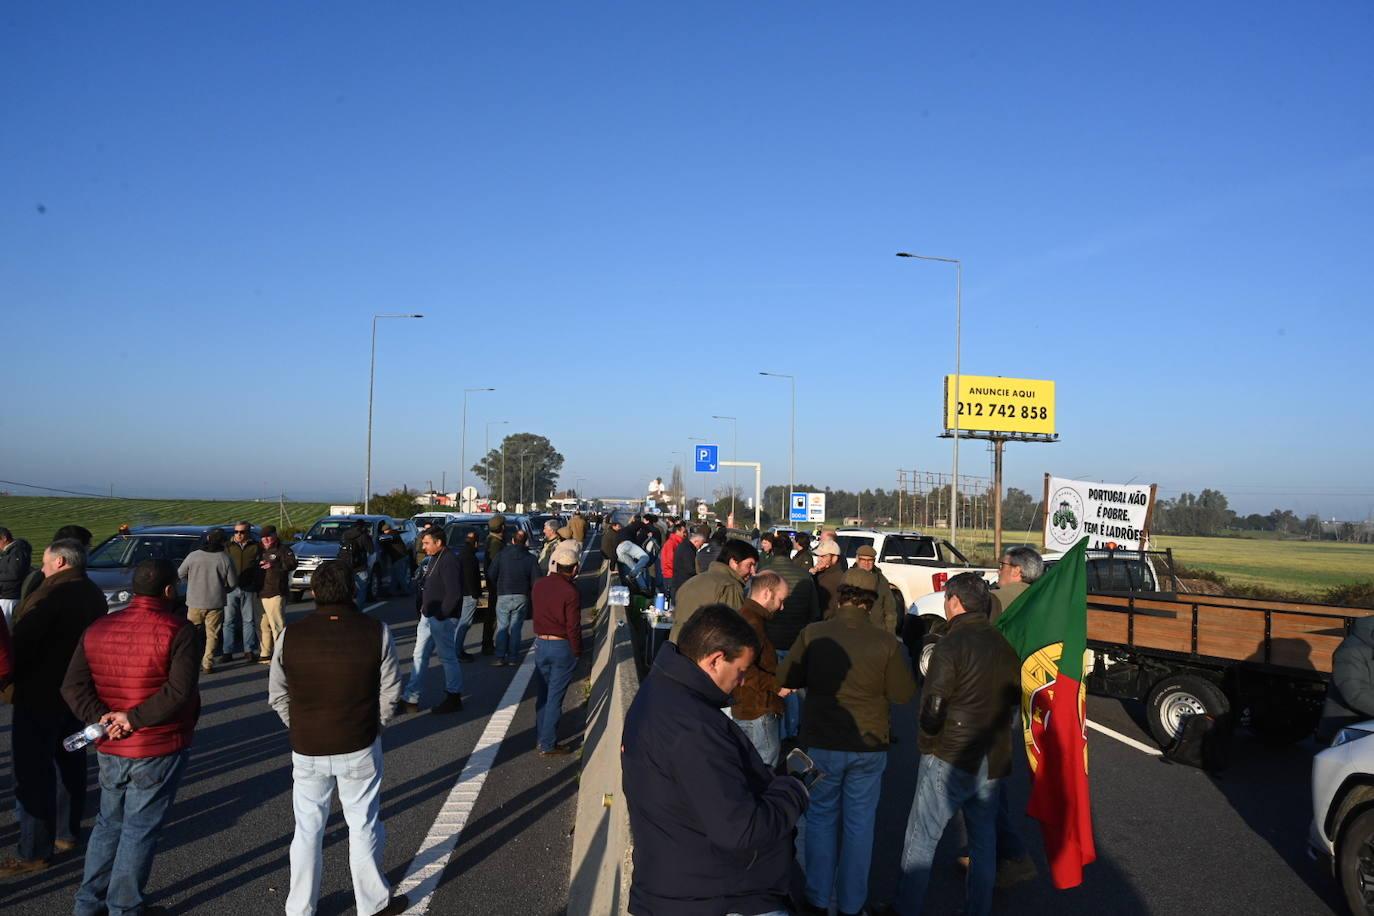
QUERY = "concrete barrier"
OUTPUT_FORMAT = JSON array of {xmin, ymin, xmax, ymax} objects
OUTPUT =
[{"xmin": 567, "ymin": 569, "xmax": 639, "ymax": 915}]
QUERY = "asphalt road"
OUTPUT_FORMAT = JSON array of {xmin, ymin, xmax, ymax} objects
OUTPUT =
[
  {"xmin": 0, "ymin": 548, "xmax": 605, "ymax": 916},
  {"xmin": 0, "ymin": 542, "xmax": 1352, "ymax": 915}
]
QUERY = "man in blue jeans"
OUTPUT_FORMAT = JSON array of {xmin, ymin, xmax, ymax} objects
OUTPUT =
[
  {"xmin": 396, "ymin": 528, "xmax": 467, "ymax": 715},
  {"xmin": 529, "ymin": 542, "xmax": 582, "ymax": 756},
  {"xmin": 882, "ymin": 573, "xmax": 1020, "ymax": 916},
  {"xmin": 778, "ymin": 567, "xmax": 916, "ymax": 916},
  {"xmin": 453, "ymin": 531, "xmax": 483, "ymax": 662},
  {"xmin": 487, "ymin": 529, "xmax": 536, "ymax": 666},
  {"xmin": 60, "ymin": 559, "xmax": 200, "ymax": 915},
  {"xmin": 223, "ymin": 522, "xmax": 262, "ymax": 661}
]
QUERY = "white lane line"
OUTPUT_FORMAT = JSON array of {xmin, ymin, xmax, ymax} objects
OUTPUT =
[
  {"xmin": 362, "ymin": 601, "xmax": 386, "ymax": 614},
  {"xmin": 1088, "ymin": 719, "xmax": 1162, "ymax": 756},
  {"xmin": 397, "ymin": 650, "xmax": 538, "ymax": 914}
]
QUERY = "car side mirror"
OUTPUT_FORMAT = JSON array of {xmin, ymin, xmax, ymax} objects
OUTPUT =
[{"xmin": 293, "ymin": 532, "xmax": 304, "ymax": 541}]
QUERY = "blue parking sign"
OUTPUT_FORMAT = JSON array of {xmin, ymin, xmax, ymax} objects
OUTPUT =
[{"xmin": 695, "ymin": 445, "xmax": 719, "ymax": 473}]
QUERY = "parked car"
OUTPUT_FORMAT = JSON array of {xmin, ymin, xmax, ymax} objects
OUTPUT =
[
  {"xmin": 288, "ymin": 514, "xmax": 411, "ymax": 602},
  {"xmin": 527, "ymin": 513, "xmax": 566, "ymax": 548},
  {"xmin": 1311, "ymin": 721, "xmax": 1374, "ymax": 913},
  {"xmin": 441, "ymin": 513, "xmax": 539, "ymax": 584},
  {"xmin": 86, "ymin": 524, "xmax": 258, "ymax": 612}
]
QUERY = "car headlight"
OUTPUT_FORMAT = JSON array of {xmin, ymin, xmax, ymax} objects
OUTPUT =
[
  {"xmin": 1332, "ymin": 727, "xmax": 1374, "ymax": 748},
  {"xmin": 106, "ymin": 589, "xmax": 132, "ymax": 606}
]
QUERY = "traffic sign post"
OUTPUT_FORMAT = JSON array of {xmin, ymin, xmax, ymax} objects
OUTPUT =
[
  {"xmin": 791, "ymin": 491, "xmax": 825, "ymax": 524},
  {"xmin": 790, "ymin": 492, "xmax": 807, "ymax": 523},
  {"xmin": 695, "ymin": 445, "xmax": 719, "ymax": 473}
]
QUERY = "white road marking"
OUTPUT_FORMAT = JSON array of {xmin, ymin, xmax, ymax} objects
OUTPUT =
[
  {"xmin": 362, "ymin": 601, "xmax": 386, "ymax": 614},
  {"xmin": 1087, "ymin": 719, "xmax": 1162, "ymax": 756},
  {"xmin": 397, "ymin": 649, "xmax": 538, "ymax": 914}
]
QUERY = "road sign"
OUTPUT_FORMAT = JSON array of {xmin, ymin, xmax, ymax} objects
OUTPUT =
[
  {"xmin": 695, "ymin": 445, "xmax": 719, "ymax": 473},
  {"xmin": 791, "ymin": 491, "xmax": 825, "ymax": 523},
  {"xmin": 461, "ymin": 486, "xmax": 478, "ymax": 500},
  {"xmin": 496, "ymin": 502, "xmax": 507, "ymax": 512},
  {"xmin": 944, "ymin": 375, "xmax": 1056, "ymax": 436}
]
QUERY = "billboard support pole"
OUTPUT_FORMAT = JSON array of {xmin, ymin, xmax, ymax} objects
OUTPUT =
[{"xmin": 993, "ymin": 438, "xmax": 1005, "ymax": 560}]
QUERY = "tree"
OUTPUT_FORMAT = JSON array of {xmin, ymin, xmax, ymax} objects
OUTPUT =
[
  {"xmin": 366, "ymin": 486, "xmax": 422, "ymax": 520},
  {"xmin": 1001, "ymin": 487, "xmax": 1040, "ymax": 533},
  {"xmin": 473, "ymin": 433, "xmax": 565, "ymax": 506},
  {"xmin": 669, "ymin": 464, "xmax": 685, "ymax": 508}
]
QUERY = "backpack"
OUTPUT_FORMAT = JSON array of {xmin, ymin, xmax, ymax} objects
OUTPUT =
[{"xmin": 1164, "ymin": 714, "xmax": 1229, "ymax": 772}]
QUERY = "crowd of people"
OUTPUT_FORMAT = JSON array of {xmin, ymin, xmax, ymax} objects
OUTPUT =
[
  {"xmin": 0, "ymin": 512, "xmax": 595, "ymax": 915},
  {"xmin": 612, "ymin": 512, "xmax": 1046, "ymax": 916}
]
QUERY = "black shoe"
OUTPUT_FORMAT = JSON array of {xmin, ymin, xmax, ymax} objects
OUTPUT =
[
  {"xmin": 538, "ymin": 745, "xmax": 573, "ymax": 757},
  {"xmin": 458, "ymin": 651, "xmax": 475, "ymax": 662},
  {"xmin": 374, "ymin": 893, "xmax": 410, "ymax": 916},
  {"xmin": 393, "ymin": 700, "xmax": 419, "ymax": 716},
  {"xmin": 431, "ymin": 692, "xmax": 464, "ymax": 714}
]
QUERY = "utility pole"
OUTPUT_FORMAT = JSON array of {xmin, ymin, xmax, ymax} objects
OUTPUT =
[
  {"xmin": 365, "ymin": 312, "xmax": 424, "ymax": 513},
  {"xmin": 460, "ymin": 387, "xmax": 495, "ymax": 509},
  {"xmin": 712, "ymin": 414, "xmax": 738, "ymax": 521}
]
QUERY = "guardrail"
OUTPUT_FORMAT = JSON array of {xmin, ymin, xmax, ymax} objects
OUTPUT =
[{"xmin": 567, "ymin": 566, "xmax": 639, "ymax": 915}]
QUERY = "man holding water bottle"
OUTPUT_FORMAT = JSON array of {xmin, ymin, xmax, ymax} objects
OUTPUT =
[{"xmin": 60, "ymin": 558, "xmax": 200, "ymax": 914}]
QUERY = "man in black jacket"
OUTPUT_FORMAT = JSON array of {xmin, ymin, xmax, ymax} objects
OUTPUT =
[
  {"xmin": 398, "ymin": 528, "xmax": 466, "ymax": 715},
  {"xmin": 2, "ymin": 539, "xmax": 106, "ymax": 876},
  {"xmin": 671, "ymin": 530, "xmax": 704, "ymax": 598},
  {"xmin": 622, "ymin": 604, "xmax": 809, "ymax": 916},
  {"xmin": 0, "ymin": 527, "xmax": 32, "ymax": 625},
  {"xmin": 488, "ymin": 530, "xmax": 536, "ymax": 666},
  {"xmin": 454, "ymin": 531, "xmax": 483, "ymax": 661},
  {"xmin": 884, "ymin": 573, "xmax": 1019, "ymax": 916}
]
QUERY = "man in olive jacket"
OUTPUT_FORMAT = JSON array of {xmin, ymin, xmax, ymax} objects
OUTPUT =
[
  {"xmin": 886, "ymin": 572, "xmax": 1019, "ymax": 916},
  {"xmin": 777, "ymin": 566, "xmax": 916, "ymax": 916},
  {"xmin": 853, "ymin": 545, "xmax": 900, "ymax": 635},
  {"xmin": 668, "ymin": 538, "xmax": 757, "ymax": 642}
]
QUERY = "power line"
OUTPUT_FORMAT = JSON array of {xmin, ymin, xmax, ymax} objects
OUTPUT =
[{"xmin": 0, "ymin": 479, "xmax": 115, "ymax": 499}]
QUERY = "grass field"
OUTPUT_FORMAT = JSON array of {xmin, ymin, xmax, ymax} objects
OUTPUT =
[
  {"xmin": 823, "ymin": 521, "xmax": 1374, "ymax": 598},
  {"xmin": 0, "ymin": 496, "xmax": 334, "ymax": 548}
]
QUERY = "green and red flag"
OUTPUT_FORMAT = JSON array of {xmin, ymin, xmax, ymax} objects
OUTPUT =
[{"xmin": 995, "ymin": 536, "xmax": 1095, "ymax": 889}]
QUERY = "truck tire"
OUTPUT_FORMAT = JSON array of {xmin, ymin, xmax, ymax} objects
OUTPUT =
[
  {"xmin": 1337, "ymin": 806, "xmax": 1374, "ymax": 916},
  {"xmin": 914, "ymin": 616, "xmax": 949, "ymax": 680},
  {"xmin": 1146, "ymin": 674, "xmax": 1229, "ymax": 747}
]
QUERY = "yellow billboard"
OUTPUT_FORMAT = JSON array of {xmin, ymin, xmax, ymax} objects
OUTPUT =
[{"xmin": 943, "ymin": 375, "xmax": 1056, "ymax": 436}]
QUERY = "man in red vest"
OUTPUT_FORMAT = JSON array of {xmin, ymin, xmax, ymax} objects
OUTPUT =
[{"xmin": 61, "ymin": 558, "xmax": 200, "ymax": 916}]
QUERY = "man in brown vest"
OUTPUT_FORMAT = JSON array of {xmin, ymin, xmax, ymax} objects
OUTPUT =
[{"xmin": 268, "ymin": 559, "xmax": 407, "ymax": 916}]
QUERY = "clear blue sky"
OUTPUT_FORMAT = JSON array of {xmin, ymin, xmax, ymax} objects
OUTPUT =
[{"xmin": 2, "ymin": 2, "xmax": 1371, "ymax": 518}]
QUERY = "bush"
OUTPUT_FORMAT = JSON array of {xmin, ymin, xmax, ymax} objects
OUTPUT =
[{"xmin": 1323, "ymin": 580, "xmax": 1374, "ymax": 609}]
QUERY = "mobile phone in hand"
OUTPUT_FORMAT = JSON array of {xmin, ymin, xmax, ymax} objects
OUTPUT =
[{"xmin": 785, "ymin": 748, "xmax": 823, "ymax": 790}]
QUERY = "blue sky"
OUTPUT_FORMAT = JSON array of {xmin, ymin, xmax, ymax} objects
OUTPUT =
[{"xmin": 2, "ymin": 2, "xmax": 1371, "ymax": 518}]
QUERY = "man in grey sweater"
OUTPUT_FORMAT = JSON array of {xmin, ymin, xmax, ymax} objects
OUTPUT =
[{"xmin": 178, "ymin": 529, "xmax": 237, "ymax": 673}]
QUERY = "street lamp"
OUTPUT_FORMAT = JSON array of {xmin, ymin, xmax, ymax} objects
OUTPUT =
[
  {"xmin": 711, "ymin": 415, "xmax": 738, "ymax": 520},
  {"xmin": 460, "ymin": 387, "xmax": 495, "ymax": 508},
  {"xmin": 365, "ymin": 313, "xmax": 424, "ymax": 514},
  {"xmin": 485, "ymin": 420, "xmax": 508, "ymax": 500},
  {"xmin": 576, "ymin": 477, "xmax": 587, "ymax": 503},
  {"xmin": 758, "ymin": 372, "xmax": 795, "ymax": 524},
  {"xmin": 897, "ymin": 251, "xmax": 962, "ymax": 547},
  {"xmin": 518, "ymin": 449, "xmax": 531, "ymax": 506}
]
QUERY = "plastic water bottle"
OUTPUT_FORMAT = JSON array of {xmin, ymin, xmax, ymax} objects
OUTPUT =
[
  {"xmin": 654, "ymin": 592, "xmax": 666, "ymax": 611},
  {"xmin": 63, "ymin": 722, "xmax": 107, "ymax": 752}
]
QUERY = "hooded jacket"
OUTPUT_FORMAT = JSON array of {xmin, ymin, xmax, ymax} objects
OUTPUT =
[
  {"xmin": 622, "ymin": 642, "xmax": 807, "ymax": 916},
  {"xmin": 1321, "ymin": 616, "xmax": 1374, "ymax": 742}
]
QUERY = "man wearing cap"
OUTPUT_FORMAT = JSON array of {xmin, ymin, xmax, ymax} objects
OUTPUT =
[
  {"xmin": 779, "ymin": 566, "xmax": 916, "ymax": 916},
  {"xmin": 811, "ymin": 539, "xmax": 846, "ymax": 617},
  {"xmin": 817, "ymin": 528, "xmax": 848, "ymax": 570},
  {"xmin": 530, "ymin": 541, "xmax": 582, "ymax": 755},
  {"xmin": 256, "ymin": 526, "xmax": 297, "ymax": 664},
  {"xmin": 852, "ymin": 545, "xmax": 900, "ymax": 636}
]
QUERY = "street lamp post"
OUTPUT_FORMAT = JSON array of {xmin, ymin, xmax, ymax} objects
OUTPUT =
[
  {"xmin": 519, "ymin": 450, "xmax": 531, "ymax": 506},
  {"xmin": 460, "ymin": 387, "xmax": 495, "ymax": 509},
  {"xmin": 366, "ymin": 313, "xmax": 424, "ymax": 514},
  {"xmin": 485, "ymin": 420, "xmax": 508, "ymax": 501},
  {"xmin": 897, "ymin": 252, "xmax": 962, "ymax": 548},
  {"xmin": 758, "ymin": 372, "xmax": 794, "ymax": 523},
  {"xmin": 712, "ymin": 414, "xmax": 738, "ymax": 520}
]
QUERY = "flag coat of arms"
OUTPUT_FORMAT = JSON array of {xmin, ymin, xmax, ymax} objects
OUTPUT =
[{"xmin": 995, "ymin": 536, "xmax": 1096, "ymax": 889}]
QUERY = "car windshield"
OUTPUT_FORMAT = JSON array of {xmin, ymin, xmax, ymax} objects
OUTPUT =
[
  {"xmin": 444, "ymin": 523, "xmax": 488, "ymax": 549},
  {"xmin": 87, "ymin": 535, "xmax": 199, "ymax": 569},
  {"xmin": 879, "ymin": 536, "xmax": 939, "ymax": 563},
  {"xmin": 304, "ymin": 521, "xmax": 356, "ymax": 541}
]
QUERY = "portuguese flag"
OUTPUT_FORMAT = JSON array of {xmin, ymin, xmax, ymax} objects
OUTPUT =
[{"xmin": 995, "ymin": 536, "xmax": 1096, "ymax": 889}]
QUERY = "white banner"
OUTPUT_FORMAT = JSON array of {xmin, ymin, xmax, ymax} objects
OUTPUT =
[{"xmin": 1044, "ymin": 476, "xmax": 1155, "ymax": 552}]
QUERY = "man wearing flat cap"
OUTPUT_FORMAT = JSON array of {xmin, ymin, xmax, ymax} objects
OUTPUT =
[
  {"xmin": 851, "ymin": 544, "xmax": 900, "ymax": 636},
  {"xmin": 778, "ymin": 565, "xmax": 916, "ymax": 916},
  {"xmin": 529, "ymin": 541, "xmax": 583, "ymax": 756}
]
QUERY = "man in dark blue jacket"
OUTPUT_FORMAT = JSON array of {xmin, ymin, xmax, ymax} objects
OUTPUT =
[
  {"xmin": 487, "ymin": 530, "xmax": 536, "ymax": 667},
  {"xmin": 398, "ymin": 528, "xmax": 465, "ymax": 715},
  {"xmin": 622, "ymin": 604, "xmax": 809, "ymax": 916}
]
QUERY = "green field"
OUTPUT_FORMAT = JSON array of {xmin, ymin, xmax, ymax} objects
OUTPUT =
[
  {"xmin": 0, "ymin": 496, "xmax": 334, "ymax": 548},
  {"xmin": 825, "ymin": 521, "xmax": 1374, "ymax": 598}
]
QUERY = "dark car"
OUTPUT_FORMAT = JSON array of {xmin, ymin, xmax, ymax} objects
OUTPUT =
[
  {"xmin": 288, "ymin": 514, "xmax": 414, "ymax": 602},
  {"xmin": 86, "ymin": 524, "xmax": 259, "ymax": 613},
  {"xmin": 442, "ymin": 513, "xmax": 539, "ymax": 582},
  {"xmin": 527, "ymin": 513, "xmax": 566, "ymax": 549}
]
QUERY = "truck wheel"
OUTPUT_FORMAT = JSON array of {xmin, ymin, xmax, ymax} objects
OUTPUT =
[
  {"xmin": 1338, "ymin": 807, "xmax": 1374, "ymax": 915},
  {"xmin": 1146, "ymin": 675, "xmax": 1229, "ymax": 747},
  {"xmin": 915, "ymin": 616, "xmax": 949, "ymax": 680}
]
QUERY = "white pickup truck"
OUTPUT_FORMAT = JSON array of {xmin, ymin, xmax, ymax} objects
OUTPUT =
[{"xmin": 831, "ymin": 527, "xmax": 995, "ymax": 615}]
